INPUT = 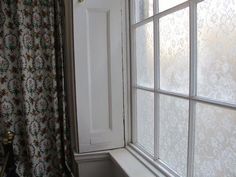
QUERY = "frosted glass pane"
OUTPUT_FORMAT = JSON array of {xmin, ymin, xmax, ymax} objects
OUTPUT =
[
  {"xmin": 159, "ymin": 0, "xmax": 186, "ymax": 12},
  {"xmin": 136, "ymin": 89, "xmax": 154, "ymax": 154},
  {"xmin": 160, "ymin": 8, "xmax": 189, "ymax": 94},
  {"xmin": 194, "ymin": 103, "xmax": 236, "ymax": 177},
  {"xmin": 197, "ymin": 0, "xmax": 236, "ymax": 104},
  {"xmin": 135, "ymin": 0, "xmax": 153, "ymax": 23},
  {"xmin": 136, "ymin": 22, "xmax": 154, "ymax": 88},
  {"xmin": 159, "ymin": 95, "xmax": 189, "ymax": 177}
]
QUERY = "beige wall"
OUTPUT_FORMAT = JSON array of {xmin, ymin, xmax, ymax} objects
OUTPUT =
[
  {"xmin": 77, "ymin": 158, "xmax": 128, "ymax": 177},
  {"xmin": 79, "ymin": 160, "xmax": 113, "ymax": 177}
]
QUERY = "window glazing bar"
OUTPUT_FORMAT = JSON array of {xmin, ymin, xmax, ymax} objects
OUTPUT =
[
  {"xmin": 187, "ymin": 0, "xmax": 198, "ymax": 176},
  {"xmin": 131, "ymin": 1, "xmax": 189, "ymax": 29},
  {"xmin": 131, "ymin": 16, "xmax": 154, "ymax": 29},
  {"xmin": 130, "ymin": 6, "xmax": 138, "ymax": 143},
  {"xmin": 192, "ymin": 96, "xmax": 236, "ymax": 110},
  {"xmin": 153, "ymin": 0, "xmax": 160, "ymax": 161},
  {"xmin": 134, "ymin": 85, "xmax": 236, "ymax": 110}
]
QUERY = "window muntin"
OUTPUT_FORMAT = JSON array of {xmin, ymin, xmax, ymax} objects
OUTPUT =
[{"xmin": 131, "ymin": 0, "xmax": 236, "ymax": 177}]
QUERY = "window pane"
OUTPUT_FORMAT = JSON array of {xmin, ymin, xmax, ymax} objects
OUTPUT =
[
  {"xmin": 194, "ymin": 103, "xmax": 236, "ymax": 177},
  {"xmin": 159, "ymin": 0, "xmax": 186, "ymax": 12},
  {"xmin": 136, "ymin": 22, "xmax": 154, "ymax": 88},
  {"xmin": 159, "ymin": 95, "xmax": 189, "ymax": 177},
  {"xmin": 160, "ymin": 8, "xmax": 189, "ymax": 94},
  {"xmin": 135, "ymin": 0, "xmax": 153, "ymax": 23},
  {"xmin": 136, "ymin": 89, "xmax": 154, "ymax": 154},
  {"xmin": 197, "ymin": 0, "xmax": 236, "ymax": 104}
]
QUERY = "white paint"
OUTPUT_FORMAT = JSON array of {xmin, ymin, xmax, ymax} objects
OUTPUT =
[
  {"xmin": 75, "ymin": 148, "xmax": 159, "ymax": 177},
  {"xmin": 110, "ymin": 149, "xmax": 156, "ymax": 177},
  {"xmin": 75, "ymin": 150, "xmax": 128, "ymax": 177},
  {"xmin": 86, "ymin": 8, "xmax": 112, "ymax": 134},
  {"xmin": 73, "ymin": 0, "xmax": 124, "ymax": 152}
]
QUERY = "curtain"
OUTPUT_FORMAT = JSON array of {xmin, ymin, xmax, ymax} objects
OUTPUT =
[{"xmin": 0, "ymin": 0, "xmax": 74, "ymax": 177}]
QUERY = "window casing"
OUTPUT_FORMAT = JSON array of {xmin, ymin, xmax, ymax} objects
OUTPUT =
[{"xmin": 130, "ymin": 0, "xmax": 236, "ymax": 177}]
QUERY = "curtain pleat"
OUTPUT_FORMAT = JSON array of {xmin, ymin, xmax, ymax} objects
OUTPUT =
[{"xmin": 0, "ymin": 0, "xmax": 74, "ymax": 176}]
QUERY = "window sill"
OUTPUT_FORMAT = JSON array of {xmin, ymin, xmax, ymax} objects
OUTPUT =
[
  {"xmin": 74, "ymin": 146, "xmax": 172, "ymax": 177},
  {"xmin": 109, "ymin": 148, "xmax": 156, "ymax": 177},
  {"xmin": 126, "ymin": 144, "xmax": 178, "ymax": 177}
]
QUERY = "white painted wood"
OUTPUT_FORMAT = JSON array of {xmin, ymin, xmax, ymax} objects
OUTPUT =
[
  {"xmin": 74, "ymin": 148, "xmax": 167, "ymax": 177},
  {"xmin": 64, "ymin": 0, "xmax": 80, "ymax": 153},
  {"xmin": 73, "ymin": 0, "xmax": 124, "ymax": 152},
  {"xmin": 187, "ymin": 1, "xmax": 197, "ymax": 176},
  {"xmin": 153, "ymin": 0, "xmax": 160, "ymax": 161},
  {"xmin": 127, "ymin": 145, "xmax": 177, "ymax": 177},
  {"xmin": 121, "ymin": 0, "xmax": 132, "ymax": 146},
  {"xmin": 110, "ymin": 149, "xmax": 156, "ymax": 177},
  {"xmin": 131, "ymin": 1, "xmax": 189, "ymax": 29}
]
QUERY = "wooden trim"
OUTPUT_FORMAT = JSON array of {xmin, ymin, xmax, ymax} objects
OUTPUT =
[
  {"xmin": 122, "ymin": 0, "xmax": 132, "ymax": 146},
  {"xmin": 75, "ymin": 152, "xmax": 110, "ymax": 163},
  {"xmin": 64, "ymin": 0, "xmax": 79, "ymax": 153}
]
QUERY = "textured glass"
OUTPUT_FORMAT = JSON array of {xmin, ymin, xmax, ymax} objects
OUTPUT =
[
  {"xmin": 135, "ymin": 0, "xmax": 153, "ymax": 23},
  {"xmin": 136, "ymin": 22, "xmax": 154, "ymax": 88},
  {"xmin": 159, "ymin": 0, "xmax": 186, "ymax": 12},
  {"xmin": 194, "ymin": 103, "xmax": 236, "ymax": 177},
  {"xmin": 136, "ymin": 89, "xmax": 154, "ymax": 154},
  {"xmin": 160, "ymin": 8, "xmax": 189, "ymax": 94},
  {"xmin": 159, "ymin": 95, "xmax": 189, "ymax": 177},
  {"xmin": 197, "ymin": 0, "xmax": 236, "ymax": 104}
]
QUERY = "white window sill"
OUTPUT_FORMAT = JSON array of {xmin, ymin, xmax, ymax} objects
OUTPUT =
[
  {"xmin": 74, "ymin": 146, "xmax": 172, "ymax": 177},
  {"xmin": 125, "ymin": 145, "xmax": 177, "ymax": 177},
  {"xmin": 110, "ymin": 148, "xmax": 156, "ymax": 177}
]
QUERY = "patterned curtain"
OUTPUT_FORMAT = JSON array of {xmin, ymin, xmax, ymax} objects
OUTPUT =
[{"xmin": 0, "ymin": 0, "xmax": 74, "ymax": 177}]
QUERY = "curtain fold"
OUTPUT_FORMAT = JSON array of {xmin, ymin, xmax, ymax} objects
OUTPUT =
[{"xmin": 0, "ymin": 0, "xmax": 74, "ymax": 176}]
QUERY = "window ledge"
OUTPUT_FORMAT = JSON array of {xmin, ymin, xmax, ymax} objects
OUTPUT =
[
  {"xmin": 126, "ymin": 145, "xmax": 177, "ymax": 177},
  {"xmin": 109, "ymin": 148, "xmax": 156, "ymax": 177},
  {"xmin": 74, "ymin": 147, "xmax": 169, "ymax": 177}
]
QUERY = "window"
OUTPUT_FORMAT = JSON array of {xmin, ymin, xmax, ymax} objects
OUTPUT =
[{"xmin": 130, "ymin": 0, "xmax": 236, "ymax": 177}]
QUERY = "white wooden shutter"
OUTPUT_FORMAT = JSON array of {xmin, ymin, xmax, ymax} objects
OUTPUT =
[{"xmin": 73, "ymin": 0, "xmax": 124, "ymax": 153}]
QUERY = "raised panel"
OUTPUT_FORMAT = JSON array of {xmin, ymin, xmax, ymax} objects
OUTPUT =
[{"xmin": 87, "ymin": 8, "xmax": 112, "ymax": 134}]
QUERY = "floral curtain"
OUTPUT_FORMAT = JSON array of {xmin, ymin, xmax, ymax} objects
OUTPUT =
[{"xmin": 0, "ymin": 0, "xmax": 74, "ymax": 177}]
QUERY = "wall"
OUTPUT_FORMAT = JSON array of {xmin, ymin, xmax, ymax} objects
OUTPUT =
[
  {"xmin": 78, "ymin": 160, "xmax": 114, "ymax": 177},
  {"xmin": 76, "ymin": 154, "xmax": 128, "ymax": 177}
]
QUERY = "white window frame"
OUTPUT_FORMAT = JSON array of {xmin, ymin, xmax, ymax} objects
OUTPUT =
[{"xmin": 129, "ymin": 0, "xmax": 236, "ymax": 177}]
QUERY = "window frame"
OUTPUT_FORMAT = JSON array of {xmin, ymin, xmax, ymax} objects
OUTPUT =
[{"xmin": 129, "ymin": 0, "xmax": 236, "ymax": 177}]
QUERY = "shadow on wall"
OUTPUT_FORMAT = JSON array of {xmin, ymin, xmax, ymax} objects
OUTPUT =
[{"xmin": 78, "ymin": 159, "xmax": 128, "ymax": 177}]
